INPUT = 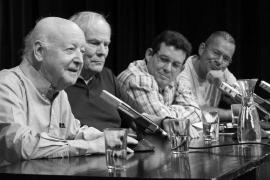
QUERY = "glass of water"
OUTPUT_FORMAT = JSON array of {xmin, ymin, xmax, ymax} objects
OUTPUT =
[
  {"xmin": 104, "ymin": 128, "xmax": 127, "ymax": 171},
  {"xmin": 168, "ymin": 119, "xmax": 190, "ymax": 154},
  {"xmin": 231, "ymin": 104, "xmax": 241, "ymax": 126},
  {"xmin": 202, "ymin": 111, "xmax": 219, "ymax": 141}
]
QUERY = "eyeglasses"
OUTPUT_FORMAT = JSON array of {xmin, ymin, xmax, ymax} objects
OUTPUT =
[
  {"xmin": 155, "ymin": 52, "xmax": 185, "ymax": 72},
  {"xmin": 206, "ymin": 46, "xmax": 232, "ymax": 66}
]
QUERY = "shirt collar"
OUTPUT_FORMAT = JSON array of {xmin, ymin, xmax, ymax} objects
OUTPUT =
[
  {"xmin": 19, "ymin": 59, "xmax": 58, "ymax": 100},
  {"xmin": 78, "ymin": 74, "xmax": 95, "ymax": 85}
]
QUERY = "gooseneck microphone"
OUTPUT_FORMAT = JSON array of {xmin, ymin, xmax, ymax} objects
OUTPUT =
[{"xmin": 99, "ymin": 90, "xmax": 168, "ymax": 137}]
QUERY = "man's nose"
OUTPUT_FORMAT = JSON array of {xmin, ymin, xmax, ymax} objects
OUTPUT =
[
  {"xmin": 214, "ymin": 55, "xmax": 224, "ymax": 66},
  {"xmin": 163, "ymin": 62, "xmax": 172, "ymax": 72},
  {"xmin": 74, "ymin": 49, "xmax": 84, "ymax": 65},
  {"xmin": 96, "ymin": 43, "xmax": 106, "ymax": 55}
]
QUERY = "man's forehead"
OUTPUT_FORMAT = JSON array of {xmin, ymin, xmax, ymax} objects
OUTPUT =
[
  {"xmin": 159, "ymin": 42, "xmax": 175, "ymax": 52},
  {"xmin": 47, "ymin": 26, "xmax": 85, "ymax": 45},
  {"xmin": 159, "ymin": 43, "xmax": 185, "ymax": 55},
  {"xmin": 158, "ymin": 43, "xmax": 186, "ymax": 63},
  {"xmin": 84, "ymin": 22, "xmax": 111, "ymax": 40},
  {"xmin": 208, "ymin": 36, "xmax": 235, "ymax": 48}
]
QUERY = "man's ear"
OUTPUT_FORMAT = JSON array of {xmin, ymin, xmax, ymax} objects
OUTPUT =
[
  {"xmin": 198, "ymin": 42, "xmax": 206, "ymax": 56},
  {"xmin": 145, "ymin": 48, "xmax": 154, "ymax": 62},
  {"xmin": 33, "ymin": 41, "xmax": 45, "ymax": 62}
]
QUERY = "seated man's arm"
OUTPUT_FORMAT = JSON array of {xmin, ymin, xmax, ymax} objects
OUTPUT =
[
  {"xmin": 118, "ymin": 74, "xmax": 201, "ymax": 126},
  {"xmin": 115, "ymin": 75, "xmax": 144, "ymax": 114},
  {"xmin": 0, "ymin": 81, "xmax": 105, "ymax": 163},
  {"xmin": 200, "ymin": 105, "xmax": 232, "ymax": 122},
  {"xmin": 173, "ymin": 81, "xmax": 202, "ymax": 124},
  {"xmin": 206, "ymin": 69, "xmax": 239, "ymax": 121}
]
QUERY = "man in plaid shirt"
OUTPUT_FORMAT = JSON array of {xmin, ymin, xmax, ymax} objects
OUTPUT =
[{"xmin": 117, "ymin": 30, "xmax": 202, "ymax": 137}]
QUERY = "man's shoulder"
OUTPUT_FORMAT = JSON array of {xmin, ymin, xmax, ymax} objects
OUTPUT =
[
  {"xmin": 179, "ymin": 55, "xmax": 196, "ymax": 75},
  {"xmin": 0, "ymin": 67, "xmax": 22, "ymax": 86},
  {"xmin": 118, "ymin": 60, "xmax": 150, "ymax": 79},
  {"xmin": 101, "ymin": 67, "xmax": 114, "ymax": 76},
  {"xmin": 98, "ymin": 67, "xmax": 117, "ymax": 81},
  {"xmin": 224, "ymin": 68, "xmax": 236, "ymax": 77},
  {"xmin": 177, "ymin": 56, "xmax": 197, "ymax": 88},
  {"xmin": 118, "ymin": 60, "xmax": 157, "ymax": 90},
  {"xmin": 0, "ymin": 67, "xmax": 27, "ymax": 98}
]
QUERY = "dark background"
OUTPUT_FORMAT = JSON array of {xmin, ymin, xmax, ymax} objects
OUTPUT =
[{"xmin": 1, "ymin": 0, "xmax": 270, "ymax": 96}]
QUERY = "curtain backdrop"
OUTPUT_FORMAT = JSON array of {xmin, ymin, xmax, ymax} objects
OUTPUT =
[{"xmin": 1, "ymin": 0, "xmax": 270, "ymax": 96}]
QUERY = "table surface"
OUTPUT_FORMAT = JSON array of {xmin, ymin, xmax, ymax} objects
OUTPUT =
[{"xmin": 1, "ymin": 134, "xmax": 270, "ymax": 179}]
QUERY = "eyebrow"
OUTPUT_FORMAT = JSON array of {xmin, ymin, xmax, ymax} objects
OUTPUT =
[
  {"xmin": 86, "ymin": 38, "xmax": 111, "ymax": 43},
  {"xmin": 213, "ymin": 48, "xmax": 232, "ymax": 58}
]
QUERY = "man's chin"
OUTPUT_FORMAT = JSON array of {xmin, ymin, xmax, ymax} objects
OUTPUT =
[
  {"xmin": 66, "ymin": 76, "xmax": 79, "ymax": 86},
  {"xmin": 88, "ymin": 66, "xmax": 104, "ymax": 73},
  {"xmin": 157, "ymin": 80, "xmax": 171, "ymax": 90}
]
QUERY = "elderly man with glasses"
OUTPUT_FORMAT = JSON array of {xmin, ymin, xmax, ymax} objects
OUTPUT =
[
  {"xmin": 117, "ymin": 30, "xmax": 202, "ymax": 138},
  {"xmin": 177, "ymin": 31, "xmax": 238, "ymax": 122}
]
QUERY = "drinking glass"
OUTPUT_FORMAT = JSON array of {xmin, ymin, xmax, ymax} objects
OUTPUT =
[
  {"xmin": 168, "ymin": 119, "xmax": 190, "ymax": 153},
  {"xmin": 104, "ymin": 128, "xmax": 127, "ymax": 171},
  {"xmin": 202, "ymin": 111, "xmax": 220, "ymax": 141}
]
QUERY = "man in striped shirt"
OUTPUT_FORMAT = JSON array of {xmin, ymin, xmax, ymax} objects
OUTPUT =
[{"xmin": 117, "ymin": 30, "xmax": 202, "ymax": 137}]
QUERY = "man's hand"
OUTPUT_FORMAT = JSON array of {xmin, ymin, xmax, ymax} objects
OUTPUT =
[
  {"xmin": 162, "ymin": 118, "xmax": 200, "ymax": 139},
  {"xmin": 189, "ymin": 125, "xmax": 200, "ymax": 138},
  {"xmin": 75, "ymin": 126, "xmax": 103, "ymax": 140},
  {"xmin": 142, "ymin": 113, "xmax": 164, "ymax": 125},
  {"xmin": 83, "ymin": 131, "xmax": 138, "ymax": 154},
  {"xmin": 127, "ymin": 136, "xmax": 138, "ymax": 153},
  {"xmin": 206, "ymin": 70, "xmax": 226, "ymax": 84}
]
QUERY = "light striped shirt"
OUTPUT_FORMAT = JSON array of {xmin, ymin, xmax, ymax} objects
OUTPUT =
[{"xmin": 117, "ymin": 60, "xmax": 202, "ymax": 124}]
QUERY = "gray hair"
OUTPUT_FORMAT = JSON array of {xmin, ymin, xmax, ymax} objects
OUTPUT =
[
  {"xmin": 205, "ymin": 31, "xmax": 235, "ymax": 46},
  {"xmin": 22, "ymin": 19, "xmax": 47, "ymax": 60},
  {"xmin": 69, "ymin": 11, "xmax": 111, "ymax": 34}
]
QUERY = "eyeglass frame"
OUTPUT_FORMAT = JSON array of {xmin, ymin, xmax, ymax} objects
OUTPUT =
[
  {"xmin": 154, "ymin": 52, "xmax": 186, "ymax": 72},
  {"xmin": 204, "ymin": 44, "xmax": 232, "ymax": 66}
]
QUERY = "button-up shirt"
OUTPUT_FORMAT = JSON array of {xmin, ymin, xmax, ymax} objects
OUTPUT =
[
  {"xmin": 117, "ymin": 60, "xmax": 202, "ymax": 124},
  {"xmin": 0, "ymin": 59, "xmax": 98, "ymax": 164}
]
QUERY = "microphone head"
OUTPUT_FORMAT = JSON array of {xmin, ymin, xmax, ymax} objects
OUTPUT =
[{"xmin": 260, "ymin": 80, "xmax": 270, "ymax": 94}]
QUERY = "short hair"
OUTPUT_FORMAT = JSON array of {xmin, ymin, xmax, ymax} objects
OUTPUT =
[
  {"xmin": 69, "ymin": 11, "xmax": 111, "ymax": 34},
  {"xmin": 150, "ymin": 30, "xmax": 192, "ymax": 58},
  {"xmin": 22, "ymin": 18, "xmax": 47, "ymax": 59},
  {"xmin": 205, "ymin": 31, "xmax": 235, "ymax": 46},
  {"xmin": 22, "ymin": 29, "xmax": 34, "ymax": 59}
]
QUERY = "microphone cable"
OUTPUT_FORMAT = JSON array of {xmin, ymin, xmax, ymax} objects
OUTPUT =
[{"xmin": 189, "ymin": 142, "xmax": 270, "ymax": 149}]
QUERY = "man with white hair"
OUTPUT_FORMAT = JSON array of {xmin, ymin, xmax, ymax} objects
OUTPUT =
[
  {"xmin": 66, "ymin": 11, "xmax": 142, "ymax": 131},
  {"xmin": 0, "ymin": 17, "xmax": 137, "ymax": 164}
]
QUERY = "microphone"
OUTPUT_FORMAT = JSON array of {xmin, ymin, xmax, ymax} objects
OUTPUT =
[
  {"xmin": 216, "ymin": 81, "xmax": 270, "ymax": 119},
  {"xmin": 259, "ymin": 80, "xmax": 270, "ymax": 94},
  {"xmin": 99, "ymin": 90, "xmax": 168, "ymax": 137},
  {"xmin": 218, "ymin": 81, "xmax": 242, "ymax": 101}
]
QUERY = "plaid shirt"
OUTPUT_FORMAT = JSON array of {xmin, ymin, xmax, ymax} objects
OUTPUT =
[{"xmin": 117, "ymin": 60, "xmax": 202, "ymax": 124}]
